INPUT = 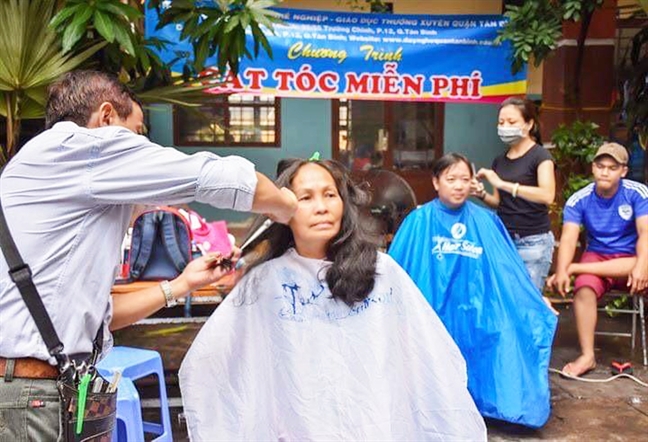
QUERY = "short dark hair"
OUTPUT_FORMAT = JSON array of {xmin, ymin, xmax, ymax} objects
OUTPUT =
[
  {"xmin": 45, "ymin": 70, "xmax": 141, "ymax": 129},
  {"xmin": 499, "ymin": 97, "xmax": 542, "ymax": 144},
  {"xmin": 432, "ymin": 153, "xmax": 473, "ymax": 179},
  {"xmin": 245, "ymin": 159, "xmax": 378, "ymax": 306}
]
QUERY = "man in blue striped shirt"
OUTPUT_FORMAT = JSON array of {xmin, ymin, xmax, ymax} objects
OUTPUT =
[{"xmin": 547, "ymin": 142, "xmax": 648, "ymax": 377}]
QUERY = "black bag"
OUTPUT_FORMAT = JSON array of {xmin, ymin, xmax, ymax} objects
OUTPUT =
[
  {"xmin": 0, "ymin": 168, "xmax": 116, "ymax": 441},
  {"xmin": 129, "ymin": 207, "xmax": 193, "ymax": 281}
]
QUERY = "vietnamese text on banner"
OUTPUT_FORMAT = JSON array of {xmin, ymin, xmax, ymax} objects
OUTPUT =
[{"xmin": 145, "ymin": 4, "xmax": 527, "ymax": 103}]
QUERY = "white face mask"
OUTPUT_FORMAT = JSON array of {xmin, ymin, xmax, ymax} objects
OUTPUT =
[{"xmin": 497, "ymin": 125, "xmax": 526, "ymax": 145}]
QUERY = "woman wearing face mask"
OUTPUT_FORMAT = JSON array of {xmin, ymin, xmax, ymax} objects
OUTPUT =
[
  {"xmin": 473, "ymin": 97, "xmax": 556, "ymax": 293},
  {"xmin": 389, "ymin": 153, "xmax": 558, "ymax": 428}
]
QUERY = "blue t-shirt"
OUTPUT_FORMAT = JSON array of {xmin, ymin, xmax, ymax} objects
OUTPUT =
[{"xmin": 564, "ymin": 179, "xmax": 648, "ymax": 254}]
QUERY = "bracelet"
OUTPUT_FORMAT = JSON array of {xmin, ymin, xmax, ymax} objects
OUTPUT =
[
  {"xmin": 160, "ymin": 280, "xmax": 177, "ymax": 308},
  {"xmin": 512, "ymin": 182, "xmax": 520, "ymax": 198}
]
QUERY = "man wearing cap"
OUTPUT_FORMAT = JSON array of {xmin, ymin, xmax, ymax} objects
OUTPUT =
[{"xmin": 547, "ymin": 142, "xmax": 648, "ymax": 376}]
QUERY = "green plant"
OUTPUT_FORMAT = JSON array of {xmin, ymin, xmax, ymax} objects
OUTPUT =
[
  {"xmin": 494, "ymin": 0, "xmax": 563, "ymax": 74},
  {"xmin": 151, "ymin": 0, "xmax": 283, "ymax": 78},
  {"xmin": 0, "ymin": 0, "xmax": 103, "ymax": 164},
  {"xmin": 604, "ymin": 294, "xmax": 630, "ymax": 317},
  {"xmin": 50, "ymin": 0, "xmax": 142, "ymax": 56},
  {"xmin": 550, "ymin": 120, "xmax": 604, "ymax": 205},
  {"xmin": 496, "ymin": 0, "xmax": 604, "ymax": 118},
  {"xmin": 496, "ymin": 0, "xmax": 603, "ymax": 74}
]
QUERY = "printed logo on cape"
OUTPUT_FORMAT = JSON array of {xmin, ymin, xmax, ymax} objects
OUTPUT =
[{"xmin": 432, "ymin": 222, "xmax": 483, "ymax": 260}]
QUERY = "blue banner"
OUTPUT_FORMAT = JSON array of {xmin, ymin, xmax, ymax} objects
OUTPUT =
[{"xmin": 145, "ymin": 5, "xmax": 526, "ymax": 103}]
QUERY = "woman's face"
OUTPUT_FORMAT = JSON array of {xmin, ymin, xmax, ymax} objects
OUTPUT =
[
  {"xmin": 289, "ymin": 163, "xmax": 344, "ymax": 259},
  {"xmin": 498, "ymin": 105, "xmax": 531, "ymax": 134},
  {"xmin": 433, "ymin": 161, "xmax": 472, "ymax": 209}
]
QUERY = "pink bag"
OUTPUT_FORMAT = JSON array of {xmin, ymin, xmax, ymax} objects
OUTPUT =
[{"xmin": 182, "ymin": 210, "xmax": 233, "ymax": 256}]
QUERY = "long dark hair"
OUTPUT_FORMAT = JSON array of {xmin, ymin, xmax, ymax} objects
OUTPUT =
[
  {"xmin": 245, "ymin": 159, "xmax": 378, "ymax": 306},
  {"xmin": 499, "ymin": 97, "xmax": 542, "ymax": 144}
]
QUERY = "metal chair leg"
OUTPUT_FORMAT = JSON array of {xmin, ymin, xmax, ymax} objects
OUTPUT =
[
  {"xmin": 631, "ymin": 295, "xmax": 638, "ymax": 355},
  {"xmin": 640, "ymin": 296, "xmax": 647, "ymax": 366}
]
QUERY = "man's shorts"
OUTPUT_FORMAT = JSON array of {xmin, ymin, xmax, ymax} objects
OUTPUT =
[{"xmin": 574, "ymin": 251, "xmax": 634, "ymax": 299}]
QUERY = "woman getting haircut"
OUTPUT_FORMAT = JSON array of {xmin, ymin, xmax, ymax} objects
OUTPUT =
[
  {"xmin": 389, "ymin": 153, "xmax": 558, "ymax": 429},
  {"xmin": 180, "ymin": 157, "xmax": 486, "ymax": 441}
]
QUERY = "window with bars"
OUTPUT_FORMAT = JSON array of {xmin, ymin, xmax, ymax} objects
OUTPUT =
[
  {"xmin": 174, "ymin": 95, "xmax": 281, "ymax": 147},
  {"xmin": 335, "ymin": 99, "xmax": 443, "ymax": 172}
]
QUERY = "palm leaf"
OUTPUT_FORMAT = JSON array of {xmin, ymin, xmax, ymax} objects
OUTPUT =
[{"xmin": 0, "ymin": 0, "xmax": 104, "ymax": 157}]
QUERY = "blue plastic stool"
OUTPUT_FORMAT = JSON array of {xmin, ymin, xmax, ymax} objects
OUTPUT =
[
  {"xmin": 111, "ymin": 377, "xmax": 144, "ymax": 442},
  {"xmin": 98, "ymin": 346, "xmax": 173, "ymax": 441}
]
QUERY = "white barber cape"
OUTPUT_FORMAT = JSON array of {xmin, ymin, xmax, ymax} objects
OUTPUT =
[{"xmin": 180, "ymin": 248, "xmax": 486, "ymax": 441}]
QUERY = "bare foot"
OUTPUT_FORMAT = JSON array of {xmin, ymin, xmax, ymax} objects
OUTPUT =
[
  {"xmin": 562, "ymin": 355, "xmax": 596, "ymax": 377},
  {"xmin": 543, "ymin": 296, "xmax": 559, "ymax": 315}
]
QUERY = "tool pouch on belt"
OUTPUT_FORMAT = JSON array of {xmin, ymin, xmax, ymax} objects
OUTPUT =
[
  {"xmin": 55, "ymin": 329, "xmax": 117, "ymax": 442},
  {"xmin": 0, "ymin": 167, "xmax": 117, "ymax": 441},
  {"xmin": 58, "ymin": 368, "xmax": 117, "ymax": 441}
]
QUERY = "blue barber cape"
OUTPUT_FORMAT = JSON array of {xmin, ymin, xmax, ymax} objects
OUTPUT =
[{"xmin": 389, "ymin": 199, "xmax": 557, "ymax": 428}]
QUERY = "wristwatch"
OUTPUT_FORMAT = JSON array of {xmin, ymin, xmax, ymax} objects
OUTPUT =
[{"xmin": 160, "ymin": 280, "xmax": 177, "ymax": 308}]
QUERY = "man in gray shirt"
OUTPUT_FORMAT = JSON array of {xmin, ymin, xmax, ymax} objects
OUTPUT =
[{"xmin": 0, "ymin": 70, "xmax": 297, "ymax": 440}]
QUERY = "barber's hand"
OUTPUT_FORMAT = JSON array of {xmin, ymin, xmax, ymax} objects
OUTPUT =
[
  {"xmin": 628, "ymin": 262, "xmax": 648, "ymax": 294},
  {"xmin": 470, "ymin": 178, "xmax": 486, "ymax": 198},
  {"xmin": 265, "ymin": 187, "xmax": 297, "ymax": 225},
  {"xmin": 476, "ymin": 168, "xmax": 504, "ymax": 190},
  {"xmin": 175, "ymin": 248, "xmax": 242, "ymax": 297},
  {"xmin": 546, "ymin": 271, "xmax": 571, "ymax": 297}
]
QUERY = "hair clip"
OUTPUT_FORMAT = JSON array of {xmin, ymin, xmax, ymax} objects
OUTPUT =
[{"xmin": 308, "ymin": 152, "xmax": 321, "ymax": 161}]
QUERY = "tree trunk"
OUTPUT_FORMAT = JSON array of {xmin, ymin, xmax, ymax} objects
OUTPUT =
[
  {"xmin": 3, "ymin": 94, "xmax": 20, "ymax": 163},
  {"xmin": 573, "ymin": 8, "xmax": 594, "ymax": 120},
  {"xmin": 5, "ymin": 94, "xmax": 14, "ymax": 160}
]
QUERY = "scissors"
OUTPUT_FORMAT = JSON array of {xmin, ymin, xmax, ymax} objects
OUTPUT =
[{"xmin": 204, "ymin": 219, "xmax": 274, "ymax": 271}]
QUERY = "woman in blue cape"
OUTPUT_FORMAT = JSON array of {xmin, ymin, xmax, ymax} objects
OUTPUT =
[{"xmin": 389, "ymin": 153, "xmax": 557, "ymax": 428}]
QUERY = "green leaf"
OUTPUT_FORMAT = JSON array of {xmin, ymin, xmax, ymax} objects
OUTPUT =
[
  {"xmin": 96, "ymin": 0, "xmax": 142, "ymax": 21},
  {"xmin": 61, "ymin": 16, "xmax": 87, "ymax": 52},
  {"xmin": 224, "ymin": 16, "xmax": 240, "ymax": 34},
  {"xmin": 250, "ymin": 21, "xmax": 263, "ymax": 57},
  {"xmin": 113, "ymin": 21, "xmax": 137, "ymax": 56},
  {"xmin": 250, "ymin": 10, "xmax": 276, "ymax": 30},
  {"xmin": 257, "ymin": 30, "xmax": 272, "ymax": 58},
  {"xmin": 194, "ymin": 38, "xmax": 210, "ymax": 72},
  {"xmin": 93, "ymin": 10, "xmax": 115, "ymax": 43},
  {"xmin": 180, "ymin": 16, "xmax": 199, "ymax": 41},
  {"xmin": 69, "ymin": 3, "xmax": 94, "ymax": 30},
  {"xmin": 49, "ymin": 3, "xmax": 82, "ymax": 29},
  {"xmin": 240, "ymin": 11, "xmax": 251, "ymax": 30},
  {"xmin": 139, "ymin": 50, "xmax": 151, "ymax": 72}
]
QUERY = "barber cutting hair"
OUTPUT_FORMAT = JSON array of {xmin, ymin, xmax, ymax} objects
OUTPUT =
[{"xmin": 0, "ymin": 70, "xmax": 296, "ymax": 440}]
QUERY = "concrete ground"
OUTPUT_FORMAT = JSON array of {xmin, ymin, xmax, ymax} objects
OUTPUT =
[
  {"xmin": 489, "ymin": 303, "xmax": 648, "ymax": 441},
  {"xmin": 116, "ymin": 300, "xmax": 648, "ymax": 441}
]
